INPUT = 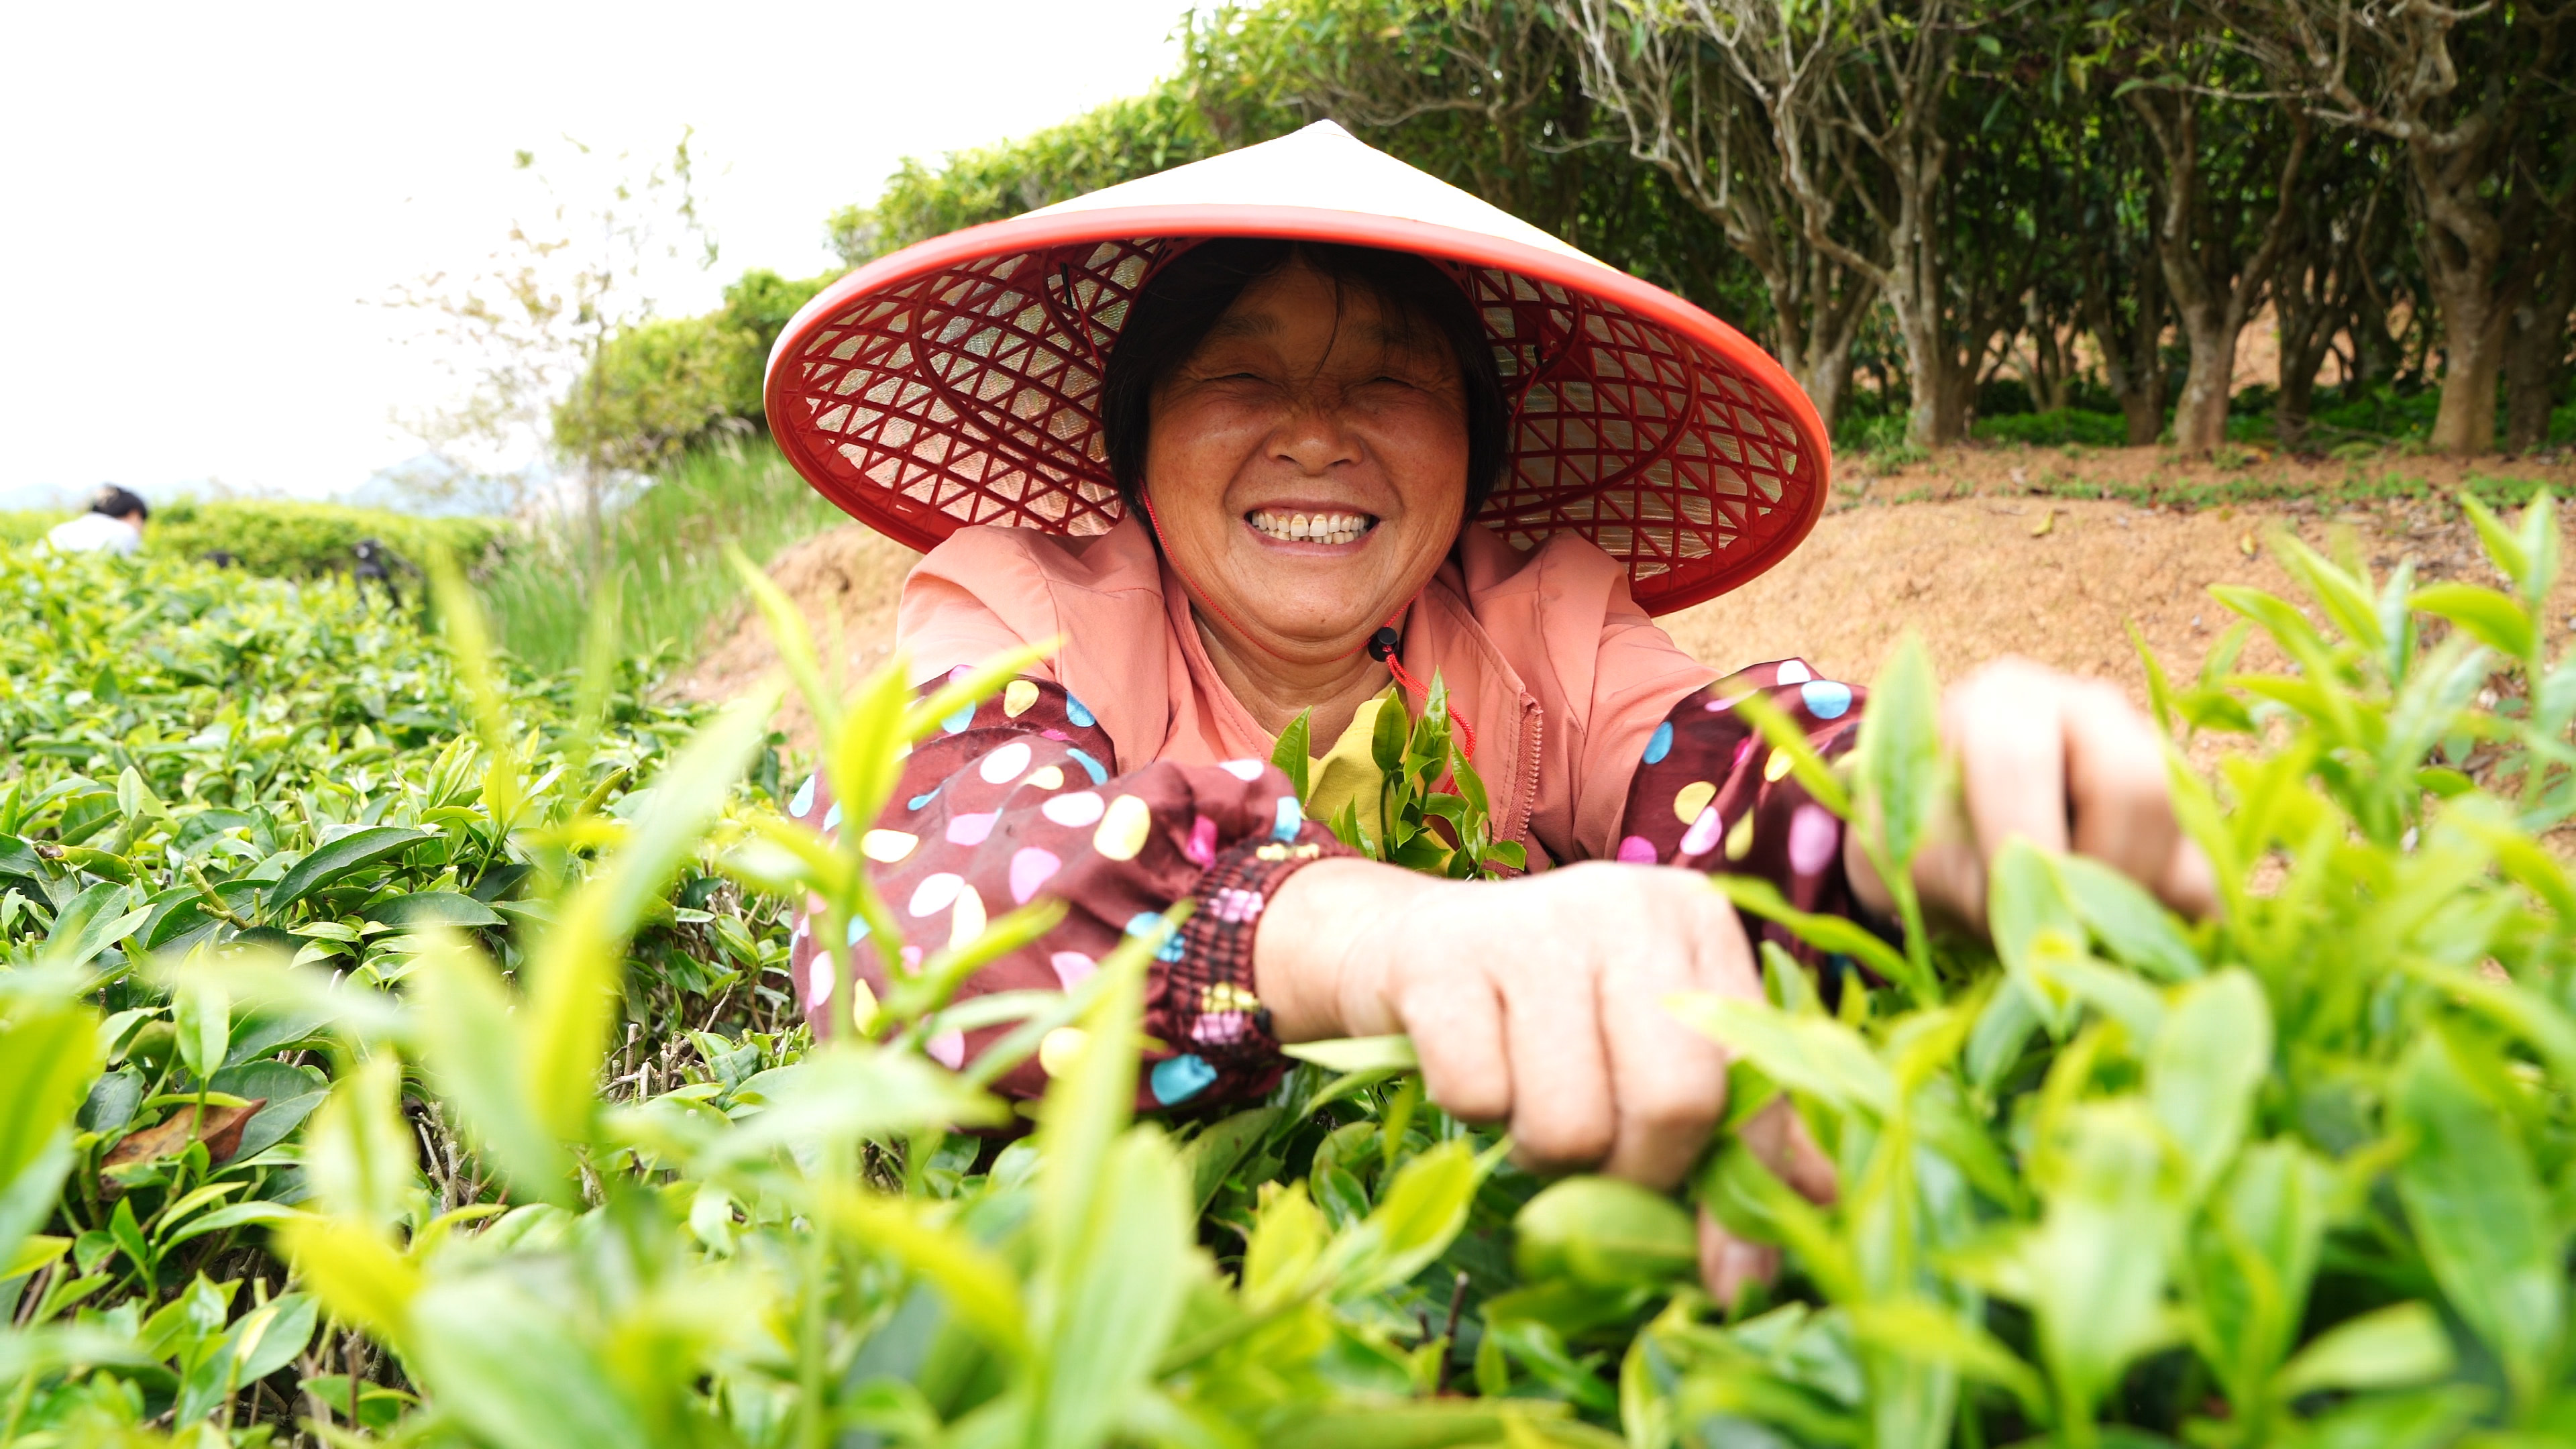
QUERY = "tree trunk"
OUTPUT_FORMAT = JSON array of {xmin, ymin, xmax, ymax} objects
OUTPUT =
[
  {"xmin": 2425, "ymin": 270, "xmax": 2509, "ymax": 455},
  {"xmin": 2082, "ymin": 246, "xmax": 2168, "ymax": 447},
  {"xmin": 2170, "ymin": 302, "xmax": 2240, "ymax": 454},
  {"xmin": 1892, "ymin": 301, "xmax": 1958, "ymax": 447},
  {"xmin": 1801, "ymin": 329, "xmax": 1859, "ymax": 437},
  {"xmin": 2028, "ymin": 305, "xmax": 2072, "ymax": 413},
  {"xmin": 2345, "ymin": 283, "xmax": 2398, "ymax": 400},
  {"xmin": 1756, "ymin": 253, "xmax": 1872, "ymax": 434},
  {"xmin": 1886, "ymin": 142, "xmax": 1962, "ymax": 448},
  {"xmin": 2502, "ymin": 225, "xmax": 2575, "ymax": 453},
  {"xmin": 2129, "ymin": 90, "xmax": 2307, "ymax": 455},
  {"xmin": 2275, "ymin": 282, "xmax": 2343, "ymax": 455},
  {"xmin": 1561, "ymin": 0, "xmax": 1882, "ymax": 439},
  {"xmin": 2276, "ymin": 360, "xmax": 2320, "ymax": 453},
  {"xmin": 2273, "ymin": 167, "xmax": 2378, "ymax": 455}
]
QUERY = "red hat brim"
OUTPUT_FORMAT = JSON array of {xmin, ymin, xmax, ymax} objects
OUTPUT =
[{"xmin": 765, "ymin": 203, "xmax": 1828, "ymax": 615}]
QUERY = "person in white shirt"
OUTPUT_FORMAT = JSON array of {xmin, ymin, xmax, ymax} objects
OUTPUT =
[{"xmin": 42, "ymin": 486, "xmax": 148, "ymax": 556}]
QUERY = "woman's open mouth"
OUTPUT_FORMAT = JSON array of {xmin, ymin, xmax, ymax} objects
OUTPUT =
[{"xmin": 1246, "ymin": 508, "xmax": 1377, "ymax": 546}]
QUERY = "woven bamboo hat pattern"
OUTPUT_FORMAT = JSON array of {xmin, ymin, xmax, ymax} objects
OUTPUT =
[{"xmin": 764, "ymin": 121, "xmax": 1829, "ymax": 614}]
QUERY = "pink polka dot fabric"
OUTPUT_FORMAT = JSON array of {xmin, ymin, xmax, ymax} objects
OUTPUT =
[
  {"xmin": 1614, "ymin": 658, "xmax": 1876, "ymax": 970},
  {"xmin": 791, "ymin": 658, "xmax": 1876, "ymax": 1116},
  {"xmin": 786, "ymin": 676, "xmax": 1350, "ymax": 1110}
]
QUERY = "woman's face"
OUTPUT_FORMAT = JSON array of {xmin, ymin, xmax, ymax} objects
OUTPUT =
[{"xmin": 1142, "ymin": 261, "xmax": 1470, "ymax": 661}]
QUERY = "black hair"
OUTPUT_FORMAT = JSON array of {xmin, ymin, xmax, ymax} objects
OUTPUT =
[
  {"xmin": 90, "ymin": 484, "xmax": 148, "ymax": 522},
  {"xmin": 1098, "ymin": 238, "xmax": 1508, "ymax": 521}
]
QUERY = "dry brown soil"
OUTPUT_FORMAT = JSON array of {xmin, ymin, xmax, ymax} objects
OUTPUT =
[{"xmin": 673, "ymin": 447, "xmax": 2576, "ymax": 752}]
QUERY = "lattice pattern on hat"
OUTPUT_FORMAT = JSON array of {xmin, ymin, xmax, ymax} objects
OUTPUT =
[
  {"xmin": 776, "ymin": 236, "xmax": 1814, "ymax": 608},
  {"xmin": 1464, "ymin": 268, "xmax": 1807, "ymax": 606}
]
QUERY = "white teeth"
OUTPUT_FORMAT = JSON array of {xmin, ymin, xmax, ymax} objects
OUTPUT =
[{"xmin": 1250, "ymin": 509, "xmax": 1373, "ymax": 544}]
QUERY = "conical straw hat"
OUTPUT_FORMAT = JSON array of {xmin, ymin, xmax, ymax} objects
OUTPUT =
[{"xmin": 765, "ymin": 121, "xmax": 1829, "ymax": 614}]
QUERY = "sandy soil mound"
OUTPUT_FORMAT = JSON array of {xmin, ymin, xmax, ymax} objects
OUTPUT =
[
  {"xmin": 669, "ymin": 525, "xmax": 921, "ymax": 750},
  {"xmin": 674, "ymin": 448, "xmax": 2576, "ymax": 756}
]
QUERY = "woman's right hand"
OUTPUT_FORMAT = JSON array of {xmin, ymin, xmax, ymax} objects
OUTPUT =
[{"xmin": 1252, "ymin": 857, "xmax": 1835, "ymax": 1297}]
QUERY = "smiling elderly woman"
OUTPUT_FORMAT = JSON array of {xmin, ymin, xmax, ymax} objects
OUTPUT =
[{"xmin": 765, "ymin": 124, "xmax": 2208, "ymax": 1291}]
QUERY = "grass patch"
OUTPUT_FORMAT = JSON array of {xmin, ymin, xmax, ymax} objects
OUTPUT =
[
  {"xmin": 2022, "ymin": 464, "xmax": 2561, "ymax": 513},
  {"xmin": 480, "ymin": 439, "xmax": 845, "ymax": 674},
  {"xmin": 1974, "ymin": 409, "xmax": 2132, "ymax": 449}
]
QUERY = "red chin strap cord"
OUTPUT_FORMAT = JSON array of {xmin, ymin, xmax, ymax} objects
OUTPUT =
[{"xmin": 1139, "ymin": 497, "xmax": 1476, "ymax": 761}]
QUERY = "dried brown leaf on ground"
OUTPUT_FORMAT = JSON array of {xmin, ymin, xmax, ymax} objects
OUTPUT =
[{"xmin": 102, "ymin": 1098, "xmax": 267, "ymax": 1179}]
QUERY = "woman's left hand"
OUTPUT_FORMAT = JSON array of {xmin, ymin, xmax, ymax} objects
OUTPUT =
[{"xmin": 1843, "ymin": 657, "xmax": 2218, "ymax": 926}]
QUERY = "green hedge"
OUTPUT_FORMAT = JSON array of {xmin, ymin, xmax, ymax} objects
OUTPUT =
[
  {"xmin": 5, "ymin": 500, "xmax": 511, "ymax": 578},
  {"xmin": 551, "ymin": 268, "xmax": 841, "ymax": 472},
  {"xmin": 824, "ymin": 80, "xmax": 1222, "ymax": 266}
]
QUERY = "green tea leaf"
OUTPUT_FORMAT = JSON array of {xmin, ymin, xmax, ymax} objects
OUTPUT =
[
  {"xmin": 2147, "ymin": 971, "xmax": 2269, "ymax": 1201},
  {"xmin": 1846, "ymin": 1300, "xmax": 2047, "ymax": 1419},
  {"xmin": 1332, "ymin": 1138, "xmax": 1488, "ymax": 1299},
  {"xmin": 1280, "ymin": 1034, "xmax": 1418, "ymax": 1074},
  {"xmin": 2273, "ymin": 1302, "xmax": 2455, "ymax": 1399},
  {"xmin": 1998, "ymin": 1102, "xmax": 2184, "ymax": 1421},
  {"xmin": 272, "ymin": 1214, "xmax": 417, "ymax": 1342},
  {"xmin": 1265, "ymin": 1401, "xmax": 1586, "ymax": 1449},
  {"xmin": 708, "ymin": 1047, "xmax": 1006, "ymax": 1174},
  {"xmin": 2285, "ymin": 1385, "xmax": 2485, "ymax": 1449},
  {"xmin": 829, "ymin": 1191, "xmax": 1029, "ymax": 1358},
  {"xmin": 363, "ymin": 892, "xmax": 504, "ymax": 929},
  {"xmin": 1241, "ymin": 1180, "xmax": 1328, "ymax": 1311},
  {"xmin": 2457, "ymin": 492, "xmax": 2530, "ymax": 593},
  {"xmin": 2410, "ymin": 581, "xmax": 2537, "ymax": 661},
  {"xmin": 523, "ymin": 690, "xmax": 775, "ymax": 1149},
  {"xmin": 1272, "ymin": 708, "xmax": 1313, "ymax": 801},
  {"xmin": 1709, "ymin": 875, "xmax": 1915, "ymax": 995},
  {"xmin": 1031, "ymin": 1128, "xmax": 1193, "ymax": 1449},
  {"xmin": 2271, "ymin": 533, "xmax": 2383, "ymax": 655},
  {"xmin": 2191, "ymin": 1140, "xmax": 2332, "ymax": 1403},
  {"xmin": 1857, "ymin": 632, "xmax": 1942, "ymax": 872},
  {"xmin": 729, "ymin": 543, "xmax": 839, "ymax": 735},
  {"xmin": 1372, "ymin": 686, "xmax": 1408, "ymax": 775},
  {"xmin": 1965, "ymin": 977, "xmax": 2042, "ymax": 1094},
  {"xmin": 407, "ymin": 1276, "xmax": 648, "ymax": 1449},
  {"xmin": 2390, "ymin": 1028, "xmax": 2565, "ymax": 1410},
  {"xmin": 2128, "ymin": 621, "xmax": 2179, "ymax": 735},
  {"xmin": 224, "ymin": 1290, "xmax": 318, "ymax": 1390},
  {"xmin": 266, "ymin": 826, "xmax": 431, "ymax": 913},
  {"xmin": 0, "ymin": 995, "xmax": 95, "ymax": 1271},
  {"xmin": 299, "ymin": 1055, "xmax": 416, "ymax": 1230},
  {"xmin": 170, "ymin": 968, "xmax": 229, "ymax": 1084},
  {"xmin": 1986, "ymin": 840, "xmax": 2083, "ymax": 1036},
  {"xmin": 1515, "ymin": 1177, "xmax": 1697, "ymax": 1292},
  {"xmin": 1665, "ymin": 991, "xmax": 1894, "ymax": 1118},
  {"xmin": 409, "ymin": 929, "xmax": 571, "ymax": 1203},
  {"xmin": 2513, "ymin": 488, "xmax": 2559, "ymax": 605},
  {"xmin": 37, "ymin": 881, "xmax": 149, "ymax": 971},
  {"xmin": 2052, "ymin": 854, "xmax": 2200, "ymax": 981},
  {"xmin": 1181, "ymin": 1106, "xmax": 1281, "ymax": 1216}
]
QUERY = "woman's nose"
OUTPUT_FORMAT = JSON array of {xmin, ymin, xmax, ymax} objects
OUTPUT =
[{"xmin": 1271, "ymin": 394, "xmax": 1363, "ymax": 473}]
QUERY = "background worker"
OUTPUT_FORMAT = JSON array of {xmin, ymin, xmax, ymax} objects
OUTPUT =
[{"xmin": 42, "ymin": 484, "xmax": 150, "ymax": 556}]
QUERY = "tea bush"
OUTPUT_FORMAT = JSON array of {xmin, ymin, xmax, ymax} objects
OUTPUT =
[
  {"xmin": 3, "ymin": 502, "xmax": 511, "ymax": 580},
  {"xmin": 146, "ymin": 502, "xmax": 511, "ymax": 581},
  {"xmin": 7, "ymin": 495, "xmax": 2576, "ymax": 1447}
]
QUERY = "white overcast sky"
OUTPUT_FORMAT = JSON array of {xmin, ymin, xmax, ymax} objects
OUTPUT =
[{"xmin": 0, "ymin": 1, "xmax": 1187, "ymax": 505}]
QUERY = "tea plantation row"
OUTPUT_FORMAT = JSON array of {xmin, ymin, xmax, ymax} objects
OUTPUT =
[{"xmin": 5, "ymin": 502, "xmax": 2576, "ymax": 1448}]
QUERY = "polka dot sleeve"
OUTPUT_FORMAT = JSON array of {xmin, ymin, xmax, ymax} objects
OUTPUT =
[
  {"xmin": 782, "ymin": 672, "xmax": 1352, "ymax": 1111},
  {"xmin": 1613, "ymin": 659, "xmax": 1876, "ymax": 968}
]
